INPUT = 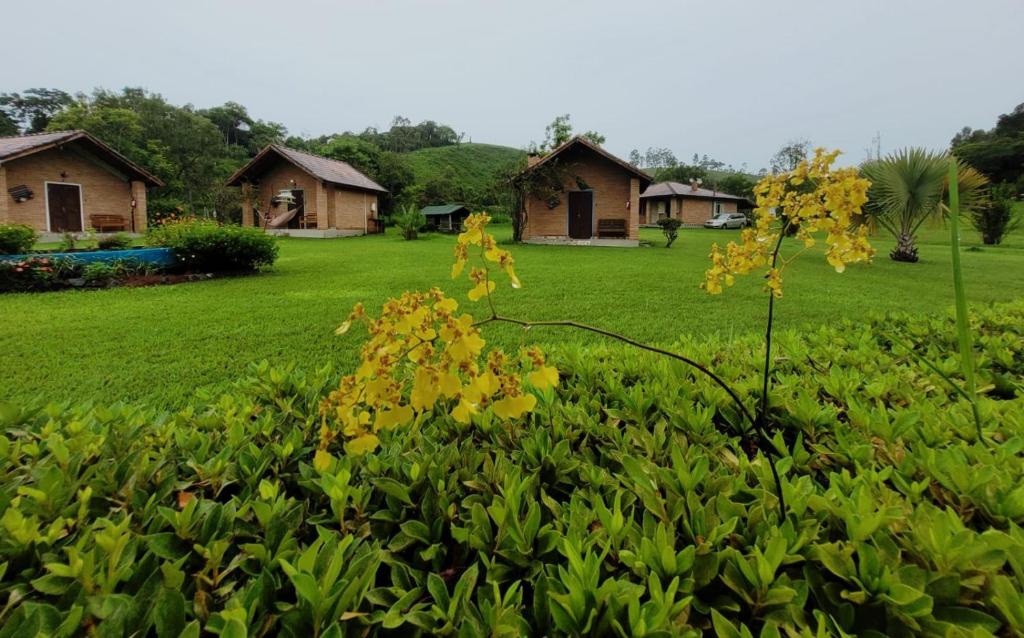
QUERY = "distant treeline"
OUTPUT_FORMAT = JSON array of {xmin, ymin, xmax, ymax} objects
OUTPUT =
[{"xmin": 0, "ymin": 88, "xmax": 516, "ymax": 220}]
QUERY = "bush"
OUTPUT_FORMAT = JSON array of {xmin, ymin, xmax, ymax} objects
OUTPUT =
[
  {"xmin": 147, "ymin": 219, "xmax": 278, "ymax": 272},
  {"xmin": 391, "ymin": 205, "xmax": 427, "ymax": 240},
  {"xmin": 656, "ymin": 217, "xmax": 682, "ymax": 248},
  {"xmin": 0, "ymin": 256, "xmax": 80, "ymax": 292},
  {"xmin": 971, "ymin": 184, "xmax": 1021, "ymax": 245},
  {"xmin": 0, "ymin": 223, "xmax": 37, "ymax": 255},
  {"xmin": 58, "ymin": 231, "xmax": 77, "ymax": 252},
  {"xmin": 97, "ymin": 232, "xmax": 134, "ymax": 251},
  {"xmin": 1, "ymin": 303, "xmax": 1023, "ymax": 635}
]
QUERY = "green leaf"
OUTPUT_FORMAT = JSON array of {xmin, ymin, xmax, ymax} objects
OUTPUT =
[
  {"xmin": 153, "ymin": 589, "xmax": 186, "ymax": 637},
  {"xmin": 373, "ymin": 478, "xmax": 413, "ymax": 505},
  {"xmin": 427, "ymin": 573, "xmax": 450, "ymax": 611},
  {"xmin": 401, "ymin": 520, "xmax": 433, "ymax": 545},
  {"xmin": 711, "ymin": 609, "xmax": 748, "ymax": 638}
]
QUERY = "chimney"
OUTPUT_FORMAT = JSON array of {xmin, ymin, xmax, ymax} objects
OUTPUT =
[{"xmin": 689, "ymin": 178, "xmax": 700, "ymax": 192}]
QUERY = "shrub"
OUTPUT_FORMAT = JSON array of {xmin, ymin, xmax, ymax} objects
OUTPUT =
[
  {"xmin": 0, "ymin": 256, "xmax": 80, "ymax": 292},
  {"xmin": 97, "ymin": 232, "xmax": 134, "ymax": 251},
  {"xmin": 82, "ymin": 261, "xmax": 116, "ymax": 284},
  {"xmin": 0, "ymin": 303, "xmax": 1023, "ymax": 635},
  {"xmin": 147, "ymin": 219, "xmax": 278, "ymax": 272},
  {"xmin": 0, "ymin": 223, "xmax": 37, "ymax": 255},
  {"xmin": 58, "ymin": 231, "xmax": 77, "ymax": 252},
  {"xmin": 391, "ymin": 205, "xmax": 426, "ymax": 240},
  {"xmin": 971, "ymin": 184, "xmax": 1021, "ymax": 245},
  {"xmin": 656, "ymin": 217, "xmax": 682, "ymax": 248}
]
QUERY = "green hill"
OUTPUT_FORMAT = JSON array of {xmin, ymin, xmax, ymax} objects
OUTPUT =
[{"xmin": 404, "ymin": 143, "xmax": 525, "ymax": 193}]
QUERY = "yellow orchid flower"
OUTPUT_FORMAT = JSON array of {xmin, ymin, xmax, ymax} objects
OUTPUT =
[{"xmin": 492, "ymin": 394, "xmax": 537, "ymax": 420}]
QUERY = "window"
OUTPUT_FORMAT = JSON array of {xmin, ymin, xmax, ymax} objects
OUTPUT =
[{"xmin": 713, "ymin": 201, "xmax": 724, "ymax": 215}]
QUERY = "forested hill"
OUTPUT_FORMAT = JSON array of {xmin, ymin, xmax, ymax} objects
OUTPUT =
[{"xmin": 404, "ymin": 143, "xmax": 525, "ymax": 194}]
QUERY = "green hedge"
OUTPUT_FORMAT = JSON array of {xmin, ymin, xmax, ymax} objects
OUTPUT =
[
  {"xmin": 0, "ymin": 223, "xmax": 37, "ymax": 255},
  {"xmin": 147, "ymin": 220, "xmax": 278, "ymax": 273},
  {"xmin": 1, "ymin": 303, "xmax": 1022, "ymax": 636}
]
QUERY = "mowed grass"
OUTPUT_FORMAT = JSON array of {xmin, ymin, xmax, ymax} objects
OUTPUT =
[{"xmin": 3, "ymin": 223, "xmax": 1024, "ymax": 407}]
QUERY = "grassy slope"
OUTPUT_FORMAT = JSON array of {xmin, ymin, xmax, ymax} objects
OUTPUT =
[
  {"xmin": 404, "ymin": 143, "xmax": 524, "ymax": 193},
  {"xmin": 3, "ymin": 224, "xmax": 1024, "ymax": 407}
]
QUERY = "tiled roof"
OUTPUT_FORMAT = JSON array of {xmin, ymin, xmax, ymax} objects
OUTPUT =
[
  {"xmin": 226, "ymin": 144, "xmax": 388, "ymax": 193},
  {"xmin": 640, "ymin": 181, "xmax": 748, "ymax": 201},
  {"xmin": 0, "ymin": 131, "xmax": 79, "ymax": 159},
  {"xmin": 518, "ymin": 136, "xmax": 652, "ymax": 186},
  {"xmin": 0, "ymin": 130, "xmax": 163, "ymax": 186}
]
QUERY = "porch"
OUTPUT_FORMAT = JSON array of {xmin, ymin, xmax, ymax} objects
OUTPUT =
[{"xmin": 523, "ymin": 237, "xmax": 639, "ymax": 248}]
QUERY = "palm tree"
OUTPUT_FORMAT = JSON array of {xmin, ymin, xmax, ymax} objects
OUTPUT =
[{"xmin": 861, "ymin": 148, "xmax": 988, "ymax": 262}]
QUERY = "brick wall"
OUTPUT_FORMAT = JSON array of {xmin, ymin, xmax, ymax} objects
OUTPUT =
[
  {"xmin": 678, "ymin": 197, "xmax": 712, "ymax": 225},
  {"xmin": 523, "ymin": 146, "xmax": 639, "ymax": 240},
  {"xmin": 240, "ymin": 183, "xmax": 254, "ymax": 226},
  {"xmin": 130, "ymin": 180, "xmax": 148, "ymax": 232},
  {"xmin": 334, "ymin": 189, "xmax": 378, "ymax": 231},
  {"xmin": 246, "ymin": 157, "xmax": 378, "ymax": 233},
  {"xmin": 676, "ymin": 197, "xmax": 737, "ymax": 224},
  {"xmin": 0, "ymin": 166, "xmax": 8, "ymax": 224},
  {"xmin": 3, "ymin": 146, "xmax": 137, "ymax": 232}
]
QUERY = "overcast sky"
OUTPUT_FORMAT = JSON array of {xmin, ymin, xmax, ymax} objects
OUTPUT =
[{"xmin": 4, "ymin": 0, "xmax": 1022, "ymax": 170}]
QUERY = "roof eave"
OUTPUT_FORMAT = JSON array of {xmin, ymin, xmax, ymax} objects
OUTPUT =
[{"xmin": 0, "ymin": 131, "xmax": 163, "ymax": 186}]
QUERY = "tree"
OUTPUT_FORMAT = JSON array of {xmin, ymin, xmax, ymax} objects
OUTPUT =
[
  {"xmin": 0, "ymin": 88, "xmax": 73, "ymax": 133},
  {"xmin": 0, "ymin": 111, "xmax": 17, "ymax": 136},
  {"xmin": 200, "ymin": 101, "xmax": 287, "ymax": 155},
  {"xmin": 716, "ymin": 172, "xmax": 757, "ymax": 201},
  {"xmin": 543, "ymin": 114, "xmax": 574, "ymax": 150},
  {"xmin": 47, "ymin": 88, "xmax": 228, "ymax": 216},
  {"xmin": 631, "ymin": 147, "xmax": 678, "ymax": 172},
  {"xmin": 317, "ymin": 136, "xmax": 413, "ymax": 214},
  {"xmin": 994, "ymin": 103, "xmax": 1024, "ymax": 138},
  {"xmin": 951, "ymin": 102, "xmax": 1024, "ymax": 188},
  {"xmin": 770, "ymin": 139, "xmax": 810, "ymax": 173},
  {"xmin": 657, "ymin": 217, "xmax": 682, "ymax": 248},
  {"xmin": 533, "ymin": 114, "xmax": 606, "ymax": 152},
  {"xmin": 655, "ymin": 163, "xmax": 707, "ymax": 184},
  {"xmin": 861, "ymin": 148, "xmax": 988, "ymax": 262},
  {"xmin": 970, "ymin": 183, "xmax": 1020, "ymax": 245}
]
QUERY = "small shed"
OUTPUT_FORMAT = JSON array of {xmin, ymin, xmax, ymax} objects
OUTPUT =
[{"xmin": 421, "ymin": 204, "xmax": 471, "ymax": 232}]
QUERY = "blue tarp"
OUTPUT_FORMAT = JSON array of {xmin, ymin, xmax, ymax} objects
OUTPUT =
[{"xmin": 0, "ymin": 247, "xmax": 176, "ymax": 267}]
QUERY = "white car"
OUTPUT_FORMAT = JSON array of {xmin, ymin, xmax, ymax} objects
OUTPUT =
[{"xmin": 704, "ymin": 213, "xmax": 748, "ymax": 229}]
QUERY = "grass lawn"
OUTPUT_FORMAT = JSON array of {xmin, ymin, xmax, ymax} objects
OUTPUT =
[{"xmin": 3, "ymin": 223, "xmax": 1024, "ymax": 408}]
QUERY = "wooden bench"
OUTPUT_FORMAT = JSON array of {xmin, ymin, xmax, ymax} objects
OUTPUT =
[
  {"xmin": 89, "ymin": 214, "xmax": 128, "ymax": 232},
  {"xmin": 597, "ymin": 218, "xmax": 627, "ymax": 238}
]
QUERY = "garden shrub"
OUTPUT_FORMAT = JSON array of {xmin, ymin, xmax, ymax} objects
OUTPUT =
[
  {"xmin": 1, "ymin": 303, "xmax": 1023, "ymax": 636},
  {"xmin": 0, "ymin": 223, "xmax": 37, "ymax": 255},
  {"xmin": 58, "ymin": 232, "xmax": 77, "ymax": 252},
  {"xmin": 147, "ymin": 219, "xmax": 278, "ymax": 273},
  {"xmin": 656, "ymin": 217, "xmax": 682, "ymax": 248},
  {"xmin": 0, "ymin": 256, "xmax": 80, "ymax": 292},
  {"xmin": 96, "ymin": 232, "xmax": 133, "ymax": 251},
  {"xmin": 391, "ymin": 205, "xmax": 427, "ymax": 240},
  {"xmin": 970, "ymin": 184, "xmax": 1021, "ymax": 245}
]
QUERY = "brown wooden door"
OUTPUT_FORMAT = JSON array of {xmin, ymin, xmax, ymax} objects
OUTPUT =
[
  {"xmin": 47, "ymin": 183, "xmax": 83, "ymax": 232},
  {"xmin": 568, "ymin": 191, "xmax": 593, "ymax": 239}
]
